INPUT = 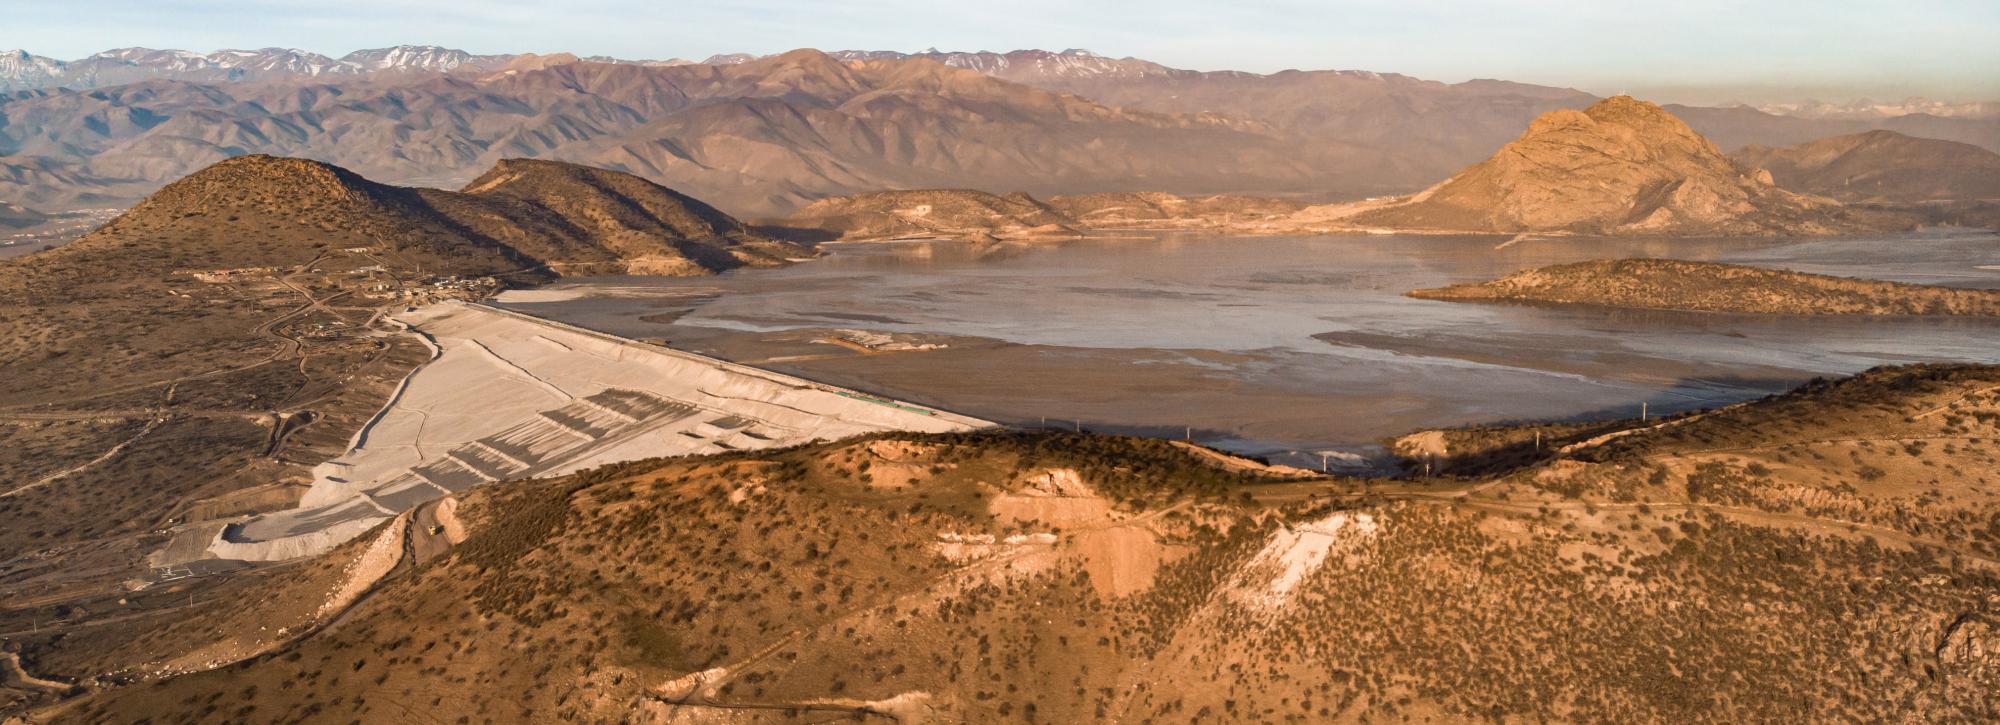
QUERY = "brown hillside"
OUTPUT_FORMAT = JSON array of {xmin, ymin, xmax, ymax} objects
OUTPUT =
[
  {"xmin": 437, "ymin": 158, "xmax": 807, "ymax": 275},
  {"xmin": 54, "ymin": 364, "xmax": 2000, "ymax": 722}
]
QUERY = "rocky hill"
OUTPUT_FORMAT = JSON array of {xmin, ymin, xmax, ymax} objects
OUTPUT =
[
  {"xmin": 36, "ymin": 154, "xmax": 799, "ymax": 281},
  {"xmin": 0, "ymin": 154, "xmax": 797, "ymax": 627},
  {"xmin": 778, "ymin": 189, "xmax": 1080, "ymax": 241},
  {"xmin": 1733, "ymin": 130, "xmax": 2000, "ymax": 203},
  {"xmin": 1409, "ymin": 258, "xmax": 2000, "ymax": 315},
  {"xmin": 1348, "ymin": 96, "xmax": 1883, "ymax": 236},
  {"xmin": 27, "ymin": 364, "xmax": 2000, "ymax": 722}
]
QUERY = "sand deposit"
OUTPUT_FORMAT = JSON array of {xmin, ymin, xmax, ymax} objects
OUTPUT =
[{"xmin": 201, "ymin": 301, "xmax": 988, "ymax": 562}]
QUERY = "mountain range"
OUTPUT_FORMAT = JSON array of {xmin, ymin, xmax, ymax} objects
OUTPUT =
[
  {"xmin": 5, "ymin": 46, "xmax": 1998, "ymax": 217},
  {"xmin": 1732, "ymin": 130, "xmax": 2000, "ymax": 203},
  {"xmin": 0, "ymin": 46, "xmax": 510, "ymax": 91},
  {"xmin": 0, "ymin": 49, "xmax": 1380, "ymax": 216}
]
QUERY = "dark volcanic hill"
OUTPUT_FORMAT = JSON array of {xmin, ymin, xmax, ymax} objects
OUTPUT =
[
  {"xmin": 1350, "ymin": 96, "xmax": 1882, "ymax": 236},
  {"xmin": 1410, "ymin": 258, "xmax": 2000, "ymax": 315},
  {"xmin": 1732, "ymin": 130, "xmax": 2000, "ymax": 203}
]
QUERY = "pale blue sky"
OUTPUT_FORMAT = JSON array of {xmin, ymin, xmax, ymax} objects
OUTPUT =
[{"xmin": 10, "ymin": 0, "xmax": 1998, "ymax": 104}]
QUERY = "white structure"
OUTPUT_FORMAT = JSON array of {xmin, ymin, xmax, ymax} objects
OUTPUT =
[{"xmin": 207, "ymin": 301, "xmax": 989, "ymax": 561}]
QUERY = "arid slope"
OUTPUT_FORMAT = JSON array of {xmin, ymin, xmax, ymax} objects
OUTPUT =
[
  {"xmin": 0, "ymin": 155, "xmax": 792, "ymax": 627},
  {"xmin": 39, "ymin": 365, "xmax": 2000, "ymax": 723}
]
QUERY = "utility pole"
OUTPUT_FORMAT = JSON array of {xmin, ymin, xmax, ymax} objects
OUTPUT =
[{"xmin": 1641, "ymin": 402, "xmax": 1649, "ymax": 421}]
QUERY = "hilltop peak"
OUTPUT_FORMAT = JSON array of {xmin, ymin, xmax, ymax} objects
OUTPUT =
[
  {"xmin": 1350, "ymin": 97, "xmax": 1879, "ymax": 235},
  {"xmin": 134, "ymin": 154, "xmax": 390, "ymax": 212}
]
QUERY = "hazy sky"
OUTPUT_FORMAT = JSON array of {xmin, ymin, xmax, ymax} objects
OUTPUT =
[{"xmin": 12, "ymin": 0, "xmax": 1999, "ymax": 104}]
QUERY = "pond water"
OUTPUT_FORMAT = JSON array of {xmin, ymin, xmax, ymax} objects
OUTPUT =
[{"xmin": 496, "ymin": 228, "xmax": 2000, "ymax": 470}]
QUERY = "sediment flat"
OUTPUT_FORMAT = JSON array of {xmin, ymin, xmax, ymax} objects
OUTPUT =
[{"xmin": 198, "ymin": 301, "xmax": 990, "ymax": 562}]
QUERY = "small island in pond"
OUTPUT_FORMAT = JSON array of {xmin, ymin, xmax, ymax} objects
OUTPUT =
[{"xmin": 1408, "ymin": 258, "xmax": 2000, "ymax": 316}]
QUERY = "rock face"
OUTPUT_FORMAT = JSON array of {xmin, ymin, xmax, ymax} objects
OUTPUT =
[
  {"xmin": 1733, "ymin": 130, "xmax": 2000, "ymax": 203},
  {"xmin": 1354, "ymin": 96, "xmax": 1873, "ymax": 236},
  {"xmin": 1409, "ymin": 258, "xmax": 2000, "ymax": 316},
  {"xmin": 778, "ymin": 189, "xmax": 1079, "ymax": 241}
]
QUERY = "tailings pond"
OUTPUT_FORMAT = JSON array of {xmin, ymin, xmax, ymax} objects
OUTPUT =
[{"xmin": 495, "ymin": 229, "xmax": 2000, "ymax": 471}]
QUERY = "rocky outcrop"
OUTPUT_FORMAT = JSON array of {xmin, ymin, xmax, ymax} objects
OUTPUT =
[{"xmin": 1352, "ymin": 96, "xmax": 1883, "ymax": 236}]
